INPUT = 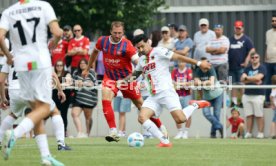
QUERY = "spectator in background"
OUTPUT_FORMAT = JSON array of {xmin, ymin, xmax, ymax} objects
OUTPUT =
[
  {"xmin": 150, "ymin": 30, "xmax": 162, "ymax": 47},
  {"xmin": 265, "ymin": 15, "xmax": 276, "ymax": 107},
  {"xmin": 172, "ymin": 25, "xmax": 194, "ymax": 68},
  {"xmin": 113, "ymin": 91, "xmax": 132, "ymax": 137},
  {"xmin": 227, "ymin": 107, "xmax": 245, "ymax": 139},
  {"xmin": 50, "ymin": 37, "xmax": 68, "ymax": 66},
  {"xmin": 241, "ymin": 52, "xmax": 266, "ymax": 139},
  {"xmin": 63, "ymin": 25, "xmax": 74, "ymax": 69},
  {"xmin": 168, "ymin": 23, "xmax": 179, "ymax": 42},
  {"xmin": 94, "ymin": 51, "xmax": 105, "ymax": 82},
  {"xmin": 133, "ymin": 28, "xmax": 152, "ymax": 46},
  {"xmin": 269, "ymin": 75, "xmax": 276, "ymax": 139},
  {"xmin": 228, "ymin": 20, "xmax": 255, "ymax": 106},
  {"xmin": 52, "ymin": 60, "xmax": 72, "ymax": 136},
  {"xmin": 171, "ymin": 60, "xmax": 193, "ymax": 139},
  {"xmin": 67, "ymin": 24, "xmax": 90, "ymax": 73},
  {"xmin": 158, "ymin": 26, "xmax": 175, "ymax": 71},
  {"xmin": 71, "ymin": 59, "xmax": 97, "ymax": 138},
  {"xmin": 194, "ymin": 57, "xmax": 224, "ymax": 138},
  {"xmin": 206, "ymin": 24, "xmax": 230, "ymax": 81},
  {"xmin": 193, "ymin": 18, "xmax": 216, "ymax": 61}
]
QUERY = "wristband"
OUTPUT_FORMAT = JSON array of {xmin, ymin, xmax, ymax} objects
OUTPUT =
[{"xmin": 196, "ymin": 61, "xmax": 202, "ymax": 67}]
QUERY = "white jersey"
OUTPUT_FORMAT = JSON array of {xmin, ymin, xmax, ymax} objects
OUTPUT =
[
  {"xmin": 1, "ymin": 57, "xmax": 20, "ymax": 90},
  {"xmin": 0, "ymin": 0, "xmax": 57, "ymax": 71},
  {"xmin": 136, "ymin": 47, "xmax": 174, "ymax": 95}
]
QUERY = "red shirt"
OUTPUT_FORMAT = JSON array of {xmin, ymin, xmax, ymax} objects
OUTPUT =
[
  {"xmin": 171, "ymin": 68, "xmax": 192, "ymax": 96},
  {"xmin": 228, "ymin": 117, "xmax": 244, "ymax": 133},
  {"xmin": 51, "ymin": 40, "xmax": 68, "ymax": 66},
  {"xmin": 95, "ymin": 36, "xmax": 136, "ymax": 80},
  {"xmin": 68, "ymin": 36, "xmax": 90, "ymax": 68}
]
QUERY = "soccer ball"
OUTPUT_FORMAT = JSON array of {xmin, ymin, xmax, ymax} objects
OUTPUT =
[{"xmin": 127, "ymin": 132, "xmax": 144, "ymax": 147}]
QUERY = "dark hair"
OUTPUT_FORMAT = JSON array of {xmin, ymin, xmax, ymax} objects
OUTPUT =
[
  {"xmin": 77, "ymin": 58, "xmax": 88, "ymax": 75},
  {"xmin": 132, "ymin": 34, "xmax": 148, "ymax": 46},
  {"xmin": 150, "ymin": 30, "xmax": 161, "ymax": 47},
  {"xmin": 200, "ymin": 57, "xmax": 208, "ymax": 61},
  {"xmin": 54, "ymin": 60, "xmax": 66, "ymax": 77},
  {"xmin": 272, "ymin": 75, "xmax": 276, "ymax": 85},
  {"xmin": 272, "ymin": 14, "xmax": 276, "ymax": 18}
]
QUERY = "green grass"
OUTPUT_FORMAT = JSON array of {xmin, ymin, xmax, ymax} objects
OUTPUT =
[{"xmin": 1, "ymin": 138, "xmax": 276, "ymax": 166}]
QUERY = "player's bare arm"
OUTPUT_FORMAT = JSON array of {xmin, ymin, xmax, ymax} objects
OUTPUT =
[
  {"xmin": 0, "ymin": 29, "xmax": 13, "ymax": 65},
  {"xmin": 82, "ymin": 48, "xmax": 99, "ymax": 77},
  {"xmin": 48, "ymin": 21, "xmax": 63, "ymax": 50},
  {"xmin": 0, "ymin": 72, "xmax": 8, "ymax": 109},
  {"xmin": 171, "ymin": 53, "xmax": 211, "ymax": 70},
  {"xmin": 52, "ymin": 71, "xmax": 66, "ymax": 103}
]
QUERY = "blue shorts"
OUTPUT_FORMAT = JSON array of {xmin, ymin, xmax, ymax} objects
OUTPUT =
[
  {"xmin": 113, "ymin": 96, "xmax": 131, "ymax": 113},
  {"xmin": 229, "ymin": 69, "xmax": 244, "ymax": 84},
  {"xmin": 273, "ymin": 109, "xmax": 276, "ymax": 122}
]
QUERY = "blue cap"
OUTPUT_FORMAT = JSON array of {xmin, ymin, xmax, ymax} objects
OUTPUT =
[{"xmin": 214, "ymin": 24, "xmax": 223, "ymax": 29}]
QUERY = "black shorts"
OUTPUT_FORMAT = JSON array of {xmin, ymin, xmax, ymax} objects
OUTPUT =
[{"xmin": 71, "ymin": 97, "xmax": 97, "ymax": 109}]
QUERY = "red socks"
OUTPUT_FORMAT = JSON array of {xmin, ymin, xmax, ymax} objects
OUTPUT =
[
  {"xmin": 102, "ymin": 100, "xmax": 116, "ymax": 128},
  {"xmin": 150, "ymin": 118, "xmax": 162, "ymax": 128}
]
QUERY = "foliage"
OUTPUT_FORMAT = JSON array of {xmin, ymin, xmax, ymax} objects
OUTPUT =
[{"xmin": 46, "ymin": 0, "xmax": 166, "ymax": 36}]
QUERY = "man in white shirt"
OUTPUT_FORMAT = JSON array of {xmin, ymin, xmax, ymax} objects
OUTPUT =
[
  {"xmin": 0, "ymin": 0, "xmax": 64, "ymax": 165},
  {"xmin": 206, "ymin": 24, "xmax": 230, "ymax": 81},
  {"xmin": 193, "ymin": 18, "xmax": 216, "ymax": 61},
  {"xmin": 125, "ymin": 34, "xmax": 211, "ymax": 147}
]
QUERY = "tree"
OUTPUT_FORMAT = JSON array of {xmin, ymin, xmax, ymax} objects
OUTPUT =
[{"xmin": 46, "ymin": 0, "xmax": 166, "ymax": 36}]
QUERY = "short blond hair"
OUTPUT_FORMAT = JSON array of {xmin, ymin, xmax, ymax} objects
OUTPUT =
[{"xmin": 110, "ymin": 21, "xmax": 124, "ymax": 30}]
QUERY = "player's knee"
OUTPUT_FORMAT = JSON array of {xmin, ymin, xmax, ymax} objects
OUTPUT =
[
  {"xmin": 175, "ymin": 116, "xmax": 186, "ymax": 124},
  {"xmin": 138, "ymin": 114, "xmax": 147, "ymax": 124}
]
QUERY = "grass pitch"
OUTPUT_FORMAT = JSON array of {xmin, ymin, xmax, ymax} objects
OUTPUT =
[{"xmin": 0, "ymin": 137, "xmax": 275, "ymax": 166}]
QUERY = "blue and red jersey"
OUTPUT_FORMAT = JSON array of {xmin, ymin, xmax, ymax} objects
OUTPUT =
[
  {"xmin": 95, "ymin": 36, "xmax": 136, "ymax": 81},
  {"xmin": 171, "ymin": 68, "xmax": 192, "ymax": 96}
]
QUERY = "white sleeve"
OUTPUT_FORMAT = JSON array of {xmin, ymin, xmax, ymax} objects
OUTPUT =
[
  {"xmin": 156, "ymin": 47, "xmax": 174, "ymax": 60},
  {"xmin": 44, "ymin": 2, "xmax": 58, "ymax": 24},
  {"xmin": 135, "ymin": 58, "xmax": 143, "ymax": 72},
  {"xmin": 270, "ymin": 89, "xmax": 276, "ymax": 97},
  {"xmin": 0, "ymin": 10, "xmax": 10, "ymax": 31},
  {"xmin": 131, "ymin": 53, "xmax": 139, "ymax": 63}
]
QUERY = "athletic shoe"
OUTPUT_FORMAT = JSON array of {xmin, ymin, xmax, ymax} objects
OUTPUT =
[
  {"xmin": 105, "ymin": 130, "xmax": 120, "ymax": 142},
  {"xmin": 2, "ymin": 130, "xmax": 16, "ymax": 160},
  {"xmin": 58, "ymin": 144, "xmax": 72, "ymax": 151},
  {"xmin": 76, "ymin": 133, "xmax": 88, "ymax": 138},
  {"xmin": 182, "ymin": 131, "xmax": 188, "ymax": 139},
  {"xmin": 159, "ymin": 125, "xmax": 169, "ymax": 140},
  {"xmin": 219, "ymin": 128, "xmax": 223, "ymax": 138},
  {"xmin": 189, "ymin": 100, "xmax": 211, "ymax": 108},
  {"xmin": 118, "ymin": 131, "xmax": 126, "ymax": 137},
  {"xmin": 157, "ymin": 142, "xmax": 172, "ymax": 148},
  {"xmin": 41, "ymin": 155, "xmax": 64, "ymax": 166},
  {"xmin": 174, "ymin": 131, "xmax": 183, "ymax": 139},
  {"xmin": 244, "ymin": 132, "xmax": 253, "ymax": 139},
  {"xmin": 256, "ymin": 132, "xmax": 264, "ymax": 139}
]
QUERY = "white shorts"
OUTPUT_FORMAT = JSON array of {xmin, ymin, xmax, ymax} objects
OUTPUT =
[
  {"xmin": 17, "ymin": 68, "xmax": 52, "ymax": 105},
  {"xmin": 9, "ymin": 89, "xmax": 56, "ymax": 118},
  {"xmin": 242, "ymin": 95, "xmax": 265, "ymax": 117},
  {"xmin": 9, "ymin": 89, "xmax": 28, "ymax": 117},
  {"xmin": 142, "ymin": 89, "xmax": 182, "ymax": 117}
]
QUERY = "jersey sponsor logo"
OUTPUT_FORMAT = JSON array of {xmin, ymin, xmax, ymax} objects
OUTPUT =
[
  {"xmin": 143, "ymin": 62, "xmax": 156, "ymax": 73},
  {"xmin": 105, "ymin": 58, "xmax": 120, "ymax": 64}
]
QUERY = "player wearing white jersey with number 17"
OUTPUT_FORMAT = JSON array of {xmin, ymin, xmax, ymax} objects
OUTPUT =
[
  {"xmin": 126, "ymin": 34, "xmax": 211, "ymax": 147},
  {"xmin": 0, "ymin": 0, "xmax": 63, "ymax": 165}
]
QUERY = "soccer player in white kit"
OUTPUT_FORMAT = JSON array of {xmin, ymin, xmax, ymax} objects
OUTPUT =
[
  {"xmin": 0, "ymin": 0, "xmax": 64, "ymax": 165},
  {"xmin": 128, "ymin": 34, "xmax": 211, "ymax": 147},
  {"xmin": 0, "ymin": 60, "xmax": 71, "ymax": 151}
]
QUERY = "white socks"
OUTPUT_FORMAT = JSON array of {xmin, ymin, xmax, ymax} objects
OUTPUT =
[
  {"xmin": 35, "ymin": 134, "xmax": 50, "ymax": 158},
  {"xmin": 142, "ymin": 119, "xmax": 169, "ymax": 144},
  {"xmin": 0, "ymin": 115, "xmax": 16, "ymax": 142},
  {"xmin": 51, "ymin": 115, "xmax": 65, "ymax": 145},
  {"xmin": 182, "ymin": 105, "xmax": 197, "ymax": 120},
  {"xmin": 14, "ymin": 117, "xmax": 34, "ymax": 139}
]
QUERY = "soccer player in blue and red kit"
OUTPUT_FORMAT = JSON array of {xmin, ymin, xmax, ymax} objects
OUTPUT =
[{"xmin": 83, "ymin": 21, "xmax": 167, "ymax": 142}]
